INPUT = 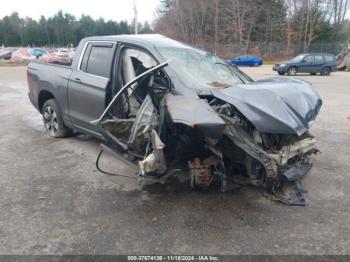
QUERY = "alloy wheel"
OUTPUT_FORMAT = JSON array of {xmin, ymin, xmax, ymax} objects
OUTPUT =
[
  {"xmin": 43, "ymin": 106, "xmax": 59, "ymax": 136},
  {"xmin": 322, "ymin": 67, "xmax": 330, "ymax": 76},
  {"xmin": 288, "ymin": 67, "xmax": 297, "ymax": 76}
]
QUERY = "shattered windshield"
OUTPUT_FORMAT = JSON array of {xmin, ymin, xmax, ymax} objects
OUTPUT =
[{"xmin": 157, "ymin": 47, "xmax": 244, "ymax": 89}]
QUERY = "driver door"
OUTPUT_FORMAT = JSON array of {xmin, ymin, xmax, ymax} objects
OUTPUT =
[
  {"xmin": 299, "ymin": 55, "xmax": 314, "ymax": 73},
  {"xmin": 99, "ymin": 45, "xmax": 159, "ymax": 156}
]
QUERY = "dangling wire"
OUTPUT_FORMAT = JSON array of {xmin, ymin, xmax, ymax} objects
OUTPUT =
[{"xmin": 95, "ymin": 150, "xmax": 136, "ymax": 179}]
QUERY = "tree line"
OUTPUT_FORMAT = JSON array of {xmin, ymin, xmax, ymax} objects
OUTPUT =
[
  {"xmin": 1, "ymin": 1, "xmax": 349, "ymax": 55},
  {"xmin": 0, "ymin": 11, "xmax": 152, "ymax": 47},
  {"xmin": 154, "ymin": 0, "xmax": 350, "ymax": 55}
]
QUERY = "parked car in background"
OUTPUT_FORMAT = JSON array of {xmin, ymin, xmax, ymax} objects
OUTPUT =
[
  {"xmin": 226, "ymin": 55, "xmax": 263, "ymax": 67},
  {"xmin": 11, "ymin": 48, "xmax": 37, "ymax": 62},
  {"xmin": 38, "ymin": 48, "xmax": 74, "ymax": 65},
  {"xmin": 0, "ymin": 48, "xmax": 13, "ymax": 60},
  {"xmin": 31, "ymin": 49, "xmax": 47, "ymax": 58},
  {"xmin": 273, "ymin": 53, "xmax": 337, "ymax": 76}
]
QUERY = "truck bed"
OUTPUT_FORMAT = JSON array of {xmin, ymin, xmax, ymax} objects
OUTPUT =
[{"xmin": 27, "ymin": 61, "xmax": 73, "ymax": 114}]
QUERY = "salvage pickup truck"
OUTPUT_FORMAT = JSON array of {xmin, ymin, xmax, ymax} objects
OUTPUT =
[{"xmin": 27, "ymin": 34, "xmax": 322, "ymax": 205}]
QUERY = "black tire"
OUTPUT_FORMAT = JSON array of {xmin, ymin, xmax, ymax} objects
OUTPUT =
[
  {"xmin": 287, "ymin": 66, "xmax": 297, "ymax": 76},
  {"xmin": 42, "ymin": 99, "xmax": 72, "ymax": 138},
  {"xmin": 278, "ymin": 72, "xmax": 285, "ymax": 75},
  {"xmin": 321, "ymin": 67, "xmax": 331, "ymax": 76},
  {"xmin": 310, "ymin": 73, "xmax": 317, "ymax": 75}
]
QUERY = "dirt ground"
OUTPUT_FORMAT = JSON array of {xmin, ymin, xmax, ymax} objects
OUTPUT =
[{"xmin": 0, "ymin": 65, "xmax": 349, "ymax": 255}]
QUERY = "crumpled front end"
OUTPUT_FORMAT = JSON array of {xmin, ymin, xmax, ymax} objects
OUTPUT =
[
  {"xmin": 95, "ymin": 58, "xmax": 321, "ymax": 206},
  {"xmin": 219, "ymin": 113, "xmax": 318, "ymax": 205},
  {"xmin": 152, "ymin": 80, "xmax": 322, "ymax": 205}
]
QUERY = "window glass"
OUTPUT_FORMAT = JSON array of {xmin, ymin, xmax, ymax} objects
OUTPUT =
[
  {"xmin": 292, "ymin": 54, "xmax": 306, "ymax": 62},
  {"xmin": 157, "ymin": 47, "xmax": 244, "ymax": 90},
  {"xmin": 324, "ymin": 55, "xmax": 335, "ymax": 62},
  {"xmin": 314, "ymin": 55, "xmax": 324, "ymax": 63},
  {"xmin": 85, "ymin": 46, "xmax": 114, "ymax": 78},
  {"xmin": 121, "ymin": 48, "xmax": 157, "ymax": 85},
  {"xmin": 303, "ymin": 56, "xmax": 314, "ymax": 63},
  {"xmin": 125, "ymin": 49, "xmax": 157, "ymax": 75},
  {"xmin": 120, "ymin": 48, "xmax": 157, "ymax": 117}
]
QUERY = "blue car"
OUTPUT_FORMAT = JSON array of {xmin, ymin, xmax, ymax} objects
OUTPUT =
[
  {"xmin": 31, "ymin": 49, "xmax": 47, "ymax": 58},
  {"xmin": 226, "ymin": 55, "xmax": 263, "ymax": 67},
  {"xmin": 273, "ymin": 53, "xmax": 337, "ymax": 76}
]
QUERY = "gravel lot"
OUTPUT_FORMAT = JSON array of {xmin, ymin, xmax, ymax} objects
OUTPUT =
[{"xmin": 0, "ymin": 65, "xmax": 349, "ymax": 255}]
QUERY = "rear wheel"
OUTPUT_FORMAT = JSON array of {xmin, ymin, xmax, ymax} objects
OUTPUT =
[
  {"xmin": 321, "ymin": 67, "xmax": 331, "ymax": 76},
  {"xmin": 42, "ymin": 99, "xmax": 72, "ymax": 138},
  {"xmin": 287, "ymin": 66, "xmax": 297, "ymax": 76}
]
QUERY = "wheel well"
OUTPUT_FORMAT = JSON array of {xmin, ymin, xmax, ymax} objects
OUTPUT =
[
  {"xmin": 38, "ymin": 91, "xmax": 54, "ymax": 113},
  {"xmin": 288, "ymin": 65, "xmax": 297, "ymax": 70},
  {"xmin": 323, "ymin": 66, "xmax": 331, "ymax": 71}
]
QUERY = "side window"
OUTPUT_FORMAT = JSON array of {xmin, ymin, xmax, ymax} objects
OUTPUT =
[
  {"xmin": 324, "ymin": 55, "xmax": 335, "ymax": 62},
  {"xmin": 121, "ymin": 48, "xmax": 157, "ymax": 85},
  {"xmin": 315, "ymin": 55, "xmax": 324, "ymax": 63},
  {"xmin": 304, "ymin": 56, "xmax": 314, "ymax": 63},
  {"xmin": 80, "ymin": 43, "xmax": 114, "ymax": 78},
  {"xmin": 119, "ymin": 47, "xmax": 158, "ymax": 117}
]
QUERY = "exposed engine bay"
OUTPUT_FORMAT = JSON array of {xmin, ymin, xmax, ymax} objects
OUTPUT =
[{"xmin": 94, "ymin": 55, "xmax": 322, "ymax": 206}]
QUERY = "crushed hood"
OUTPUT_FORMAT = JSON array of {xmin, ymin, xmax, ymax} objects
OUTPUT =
[{"xmin": 212, "ymin": 80, "xmax": 322, "ymax": 136}]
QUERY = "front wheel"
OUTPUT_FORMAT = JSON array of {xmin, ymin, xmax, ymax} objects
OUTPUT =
[
  {"xmin": 42, "ymin": 99, "xmax": 72, "ymax": 138},
  {"xmin": 321, "ymin": 67, "xmax": 331, "ymax": 76},
  {"xmin": 287, "ymin": 67, "xmax": 297, "ymax": 76}
]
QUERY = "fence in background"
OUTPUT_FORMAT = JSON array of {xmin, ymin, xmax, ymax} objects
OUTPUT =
[{"xmin": 201, "ymin": 42, "xmax": 344, "ymax": 59}]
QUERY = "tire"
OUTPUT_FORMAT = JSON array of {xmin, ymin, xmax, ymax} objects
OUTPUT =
[
  {"xmin": 310, "ymin": 73, "xmax": 317, "ymax": 75},
  {"xmin": 287, "ymin": 66, "xmax": 297, "ymax": 76},
  {"xmin": 42, "ymin": 99, "xmax": 72, "ymax": 138},
  {"xmin": 321, "ymin": 67, "xmax": 331, "ymax": 76},
  {"xmin": 278, "ymin": 72, "xmax": 285, "ymax": 75}
]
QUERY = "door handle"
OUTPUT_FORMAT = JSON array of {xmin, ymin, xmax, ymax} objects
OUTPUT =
[{"xmin": 74, "ymin": 77, "xmax": 81, "ymax": 82}]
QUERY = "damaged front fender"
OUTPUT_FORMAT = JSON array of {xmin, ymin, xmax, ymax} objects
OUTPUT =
[{"xmin": 165, "ymin": 93, "xmax": 225, "ymax": 138}]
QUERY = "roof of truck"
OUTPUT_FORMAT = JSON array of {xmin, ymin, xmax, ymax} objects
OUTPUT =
[{"xmin": 82, "ymin": 34, "xmax": 188, "ymax": 49}]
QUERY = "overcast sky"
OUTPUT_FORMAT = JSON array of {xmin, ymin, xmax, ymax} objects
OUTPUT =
[
  {"xmin": 0, "ymin": 0, "xmax": 161, "ymax": 23},
  {"xmin": 1, "ymin": 0, "xmax": 349, "ymax": 22}
]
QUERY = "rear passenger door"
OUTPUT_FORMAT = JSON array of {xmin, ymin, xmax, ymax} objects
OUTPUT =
[
  {"xmin": 313, "ymin": 55, "xmax": 325, "ymax": 73},
  {"xmin": 68, "ymin": 42, "xmax": 116, "ymax": 133}
]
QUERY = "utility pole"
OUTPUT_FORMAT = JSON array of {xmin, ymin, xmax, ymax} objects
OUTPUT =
[
  {"xmin": 214, "ymin": 0, "xmax": 219, "ymax": 54},
  {"xmin": 134, "ymin": 0, "xmax": 138, "ymax": 34}
]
